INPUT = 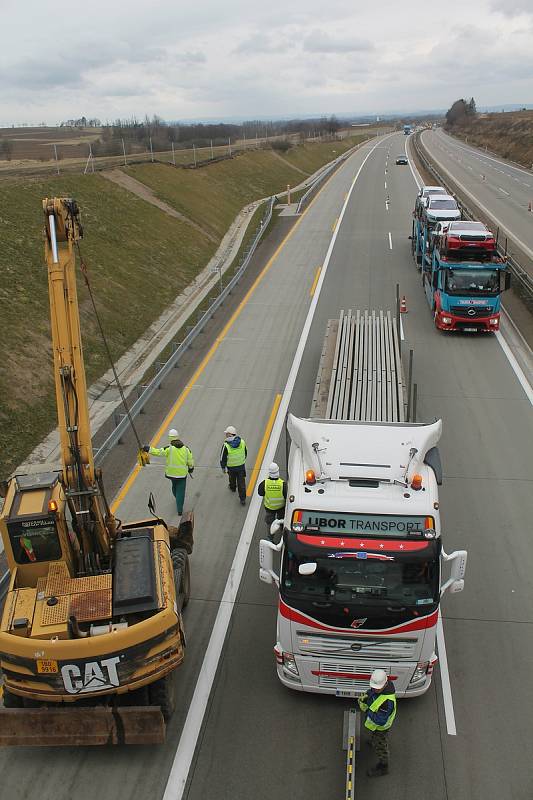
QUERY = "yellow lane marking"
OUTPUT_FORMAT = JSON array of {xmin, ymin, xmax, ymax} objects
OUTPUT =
[
  {"xmin": 246, "ymin": 394, "xmax": 282, "ymax": 497},
  {"xmin": 310, "ymin": 266, "xmax": 322, "ymax": 297},
  {"xmin": 332, "ymin": 217, "xmax": 338, "ymax": 233},
  {"xmin": 111, "ymin": 155, "xmax": 341, "ymax": 514}
]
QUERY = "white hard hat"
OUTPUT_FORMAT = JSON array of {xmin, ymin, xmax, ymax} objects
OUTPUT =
[
  {"xmin": 369, "ymin": 669, "xmax": 388, "ymax": 690},
  {"xmin": 268, "ymin": 462, "xmax": 279, "ymax": 478},
  {"xmin": 168, "ymin": 428, "xmax": 179, "ymax": 439},
  {"xmin": 224, "ymin": 425, "xmax": 237, "ymax": 436}
]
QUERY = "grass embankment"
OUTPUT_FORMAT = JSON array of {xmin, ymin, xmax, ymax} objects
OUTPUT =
[
  {"xmin": 0, "ymin": 134, "xmax": 366, "ymax": 478},
  {"xmin": 448, "ymin": 110, "xmax": 533, "ymax": 168}
]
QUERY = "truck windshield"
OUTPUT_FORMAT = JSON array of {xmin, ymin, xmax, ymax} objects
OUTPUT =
[
  {"xmin": 445, "ymin": 268, "xmax": 499, "ymax": 295},
  {"xmin": 281, "ymin": 537, "xmax": 440, "ymax": 628},
  {"xmin": 8, "ymin": 518, "xmax": 62, "ymax": 563}
]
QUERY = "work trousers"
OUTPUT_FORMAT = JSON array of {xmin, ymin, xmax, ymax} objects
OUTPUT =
[
  {"xmin": 227, "ymin": 466, "xmax": 246, "ymax": 501},
  {"xmin": 371, "ymin": 730, "xmax": 389, "ymax": 766},
  {"xmin": 168, "ymin": 476, "xmax": 187, "ymax": 514}
]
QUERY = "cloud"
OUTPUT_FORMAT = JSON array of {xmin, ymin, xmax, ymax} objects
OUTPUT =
[
  {"xmin": 490, "ymin": 0, "xmax": 533, "ymax": 15},
  {"xmin": 303, "ymin": 29, "xmax": 374, "ymax": 53},
  {"xmin": 234, "ymin": 32, "xmax": 290, "ymax": 54}
]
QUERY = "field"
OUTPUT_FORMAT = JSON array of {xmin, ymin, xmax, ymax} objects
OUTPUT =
[
  {"xmin": 0, "ymin": 134, "xmax": 368, "ymax": 478},
  {"xmin": 448, "ymin": 110, "xmax": 533, "ymax": 168}
]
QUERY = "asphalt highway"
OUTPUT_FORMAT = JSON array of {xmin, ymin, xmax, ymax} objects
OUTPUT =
[
  {"xmin": 420, "ymin": 128, "xmax": 533, "ymax": 262},
  {"xmin": 1, "ymin": 133, "xmax": 532, "ymax": 800}
]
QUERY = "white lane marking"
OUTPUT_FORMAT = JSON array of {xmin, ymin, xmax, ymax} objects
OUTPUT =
[
  {"xmin": 400, "ymin": 315, "xmax": 404, "ymax": 341},
  {"xmin": 495, "ymin": 331, "xmax": 533, "ymax": 406},
  {"xmin": 422, "ymin": 133, "xmax": 533, "ymax": 261},
  {"xmin": 388, "ymin": 232, "xmax": 393, "ymax": 249},
  {"xmin": 162, "ymin": 136, "xmax": 388, "ymax": 800},
  {"xmin": 408, "ymin": 131, "xmax": 532, "ymax": 734},
  {"xmin": 384, "ymin": 181, "xmax": 387, "ymax": 189},
  {"xmin": 437, "ymin": 613, "xmax": 456, "ymax": 736},
  {"xmin": 497, "ymin": 186, "xmax": 510, "ymax": 196},
  {"xmin": 437, "ymin": 129, "xmax": 533, "ymax": 179}
]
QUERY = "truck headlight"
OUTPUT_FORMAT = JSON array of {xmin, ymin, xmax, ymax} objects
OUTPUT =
[
  {"xmin": 282, "ymin": 652, "xmax": 299, "ymax": 676},
  {"xmin": 410, "ymin": 662, "xmax": 429, "ymax": 685},
  {"xmin": 441, "ymin": 316, "xmax": 452, "ymax": 325},
  {"xmin": 489, "ymin": 318, "xmax": 498, "ymax": 326}
]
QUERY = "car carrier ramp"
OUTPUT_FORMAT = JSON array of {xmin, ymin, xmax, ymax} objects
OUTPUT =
[{"xmin": 312, "ymin": 309, "xmax": 405, "ymax": 422}]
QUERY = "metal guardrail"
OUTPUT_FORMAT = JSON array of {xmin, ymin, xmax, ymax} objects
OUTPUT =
[
  {"xmin": 413, "ymin": 133, "xmax": 533, "ymax": 302},
  {"xmin": 93, "ymin": 195, "xmax": 276, "ymax": 464}
]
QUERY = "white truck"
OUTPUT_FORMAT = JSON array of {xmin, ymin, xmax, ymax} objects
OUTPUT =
[{"xmin": 260, "ymin": 310, "xmax": 467, "ymax": 697}]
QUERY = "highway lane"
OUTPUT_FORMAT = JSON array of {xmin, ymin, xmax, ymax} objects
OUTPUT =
[
  {"xmin": 0, "ymin": 136, "xmax": 390, "ymax": 800},
  {"xmin": 182, "ymin": 133, "xmax": 533, "ymax": 800},
  {"xmin": 421, "ymin": 128, "xmax": 533, "ymax": 261}
]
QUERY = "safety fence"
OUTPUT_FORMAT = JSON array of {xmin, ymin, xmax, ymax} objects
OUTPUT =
[{"xmin": 413, "ymin": 133, "xmax": 533, "ymax": 304}]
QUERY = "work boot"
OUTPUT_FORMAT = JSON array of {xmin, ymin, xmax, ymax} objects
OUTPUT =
[
  {"xmin": 366, "ymin": 763, "xmax": 388, "ymax": 778},
  {"xmin": 240, "ymin": 498, "xmax": 246, "ymax": 506},
  {"xmin": 228, "ymin": 484, "xmax": 236, "ymax": 492}
]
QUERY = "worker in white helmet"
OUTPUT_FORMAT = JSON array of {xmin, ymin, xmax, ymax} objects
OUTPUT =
[
  {"xmin": 220, "ymin": 425, "xmax": 247, "ymax": 505},
  {"xmin": 142, "ymin": 428, "xmax": 194, "ymax": 515},
  {"xmin": 257, "ymin": 462, "xmax": 286, "ymax": 536},
  {"xmin": 358, "ymin": 669, "xmax": 397, "ymax": 777}
]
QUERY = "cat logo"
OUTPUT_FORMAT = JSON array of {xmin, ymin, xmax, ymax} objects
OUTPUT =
[{"xmin": 61, "ymin": 656, "xmax": 121, "ymax": 695}]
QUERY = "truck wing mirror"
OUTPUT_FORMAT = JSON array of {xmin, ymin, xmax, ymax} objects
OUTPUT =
[
  {"xmin": 259, "ymin": 538, "xmax": 282, "ymax": 586},
  {"xmin": 270, "ymin": 518, "xmax": 284, "ymax": 538},
  {"xmin": 504, "ymin": 271, "xmax": 511, "ymax": 291},
  {"xmin": 432, "ymin": 271, "xmax": 439, "ymax": 289},
  {"xmin": 299, "ymin": 562, "xmax": 317, "ymax": 576},
  {"xmin": 440, "ymin": 549, "xmax": 467, "ymax": 596},
  {"xmin": 148, "ymin": 492, "xmax": 156, "ymax": 516}
]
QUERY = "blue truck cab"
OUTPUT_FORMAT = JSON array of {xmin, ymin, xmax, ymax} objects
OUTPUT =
[{"xmin": 422, "ymin": 250, "xmax": 510, "ymax": 332}]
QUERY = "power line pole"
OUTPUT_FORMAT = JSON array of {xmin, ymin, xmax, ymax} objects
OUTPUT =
[{"xmin": 122, "ymin": 138, "xmax": 127, "ymax": 166}]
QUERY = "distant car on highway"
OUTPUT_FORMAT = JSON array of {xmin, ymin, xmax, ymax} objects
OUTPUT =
[{"xmin": 395, "ymin": 154, "xmax": 408, "ymax": 165}]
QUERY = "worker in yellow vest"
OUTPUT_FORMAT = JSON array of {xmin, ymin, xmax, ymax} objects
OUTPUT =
[
  {"xmin": 220, "ymin": 425, "xmax": 247, "ymax": 505},
  {"xmin": 257, "ymin": 463, "xmax": 287, "ymax": 535},
  {"xmin": 142, "ymin": 428, "xmax": 194, "ymax": 515},
  {"xmin": 358, "ymin": 669, "xmax": 397, "ymax": 777}
]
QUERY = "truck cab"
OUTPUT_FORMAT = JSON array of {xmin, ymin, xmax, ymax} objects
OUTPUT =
[{"xmin": 422, "ymin": 249, "xmax": 511, "ymax": 332}]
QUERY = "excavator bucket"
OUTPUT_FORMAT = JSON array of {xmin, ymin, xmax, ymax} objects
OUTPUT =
[{"xmin": 0, "ymin": 706, "xmax": 165, "ymax": 746}]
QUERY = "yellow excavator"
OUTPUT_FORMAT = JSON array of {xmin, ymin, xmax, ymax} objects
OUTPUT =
[{"xmin": 0, "ymin": 198, "xmax": 193, "ymax": 745}]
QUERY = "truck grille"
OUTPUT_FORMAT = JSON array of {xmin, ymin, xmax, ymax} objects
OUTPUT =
[
  {"xmin": 297, "ymin": 632, "xmax": 417, "ymax": 660},
  {"xmin": 450, "ymin": 305, "xmax": 492, "ymax": 318},
  {"xmin": 316, "ymin": 660, "xmax": 394, "ymax": 691}
]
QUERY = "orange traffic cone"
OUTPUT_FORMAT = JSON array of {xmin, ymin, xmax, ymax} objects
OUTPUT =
[{"xmin": 400, "ymin": 296, "xmax": 408, "ymax": 313}]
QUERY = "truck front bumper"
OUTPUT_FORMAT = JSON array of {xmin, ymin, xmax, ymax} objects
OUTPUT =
[{"xmin": 435, "ymin": 310, "xmax": 499, "ymax": 333}]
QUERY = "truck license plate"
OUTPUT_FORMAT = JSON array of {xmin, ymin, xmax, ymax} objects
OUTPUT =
[
  {"xmin": 336, "ymin": 689, "xmax": 358, "ymax": 698},
  {"xmin": 37, "ymin": 659, "xmax": 58, "ymax": 673},
  {"xmin": 463, "ymin": 327, "xmax": 477, "ymax": 333}
]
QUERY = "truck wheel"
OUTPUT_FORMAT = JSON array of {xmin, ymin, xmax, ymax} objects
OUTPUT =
[
  {"xmin": 149, "ymin": 673, "xmax": 176, "ymax": 721},
  {"xmin": 3, "ymin": 688, "xmax": 24, "ymax": 708},
  {"xmin": 172, "ymin": 549, "xmax": 191, "ymax": 610}
]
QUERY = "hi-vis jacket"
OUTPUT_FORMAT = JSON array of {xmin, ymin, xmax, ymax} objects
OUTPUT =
[
  {"xmin": 358, "ymin": 681, "xmax": 397, "ymax": 731},
  {"xmin": 220, "ymin": 435, "xmax": 247, "ymax": 469},
  {"xmin": 149, "ymin": 440, "xmax": 194, "ymax": 478},
  {"xmin": 262, "ymin": 478, "xmax": 286, "ymax": 510}
]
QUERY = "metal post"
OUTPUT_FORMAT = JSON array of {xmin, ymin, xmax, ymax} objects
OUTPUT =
[
  {"xmin": 287, "ymin": 184, "xmax": 291, "ymax": 204},
  {"xmin": 412, "ymin": 383, "xmax": 418, "ymax": 422},
  {"xmin": 406, "ymin": 349, "xmax": 414, "ymax": 421},
  {"xmin": 228, "ymin": 137, "xmax": 232, "ymax": 156},
  {"xmin": 122, "ymin": 138, "xmax": 127, "ymax": 166},
  {"xmin": 193, "ymin": 143, "xmax": 197, "ymax": 167},
  {"xmin": 171, "ymin": 141, "xmax": 176, "ymax": 165},
  {"xmin": 150, "ymin": 137, "xmax": 154, "ymax": 162},
  {"xmin": 210, "ymin": 139, "xmax": 214, "ymax": 159},
  {"xmin": 53, "ymin": 143, "xmax": 60, "ymax": 174},
  {"xmin": 395, "ymin": 283, "xmax": 401, "ymax": 345}
]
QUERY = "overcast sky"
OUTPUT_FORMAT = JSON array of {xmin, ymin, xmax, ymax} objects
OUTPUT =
[{"xmin": 1, "ymin": 0, "xmax": 532, "ymax": 125}]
